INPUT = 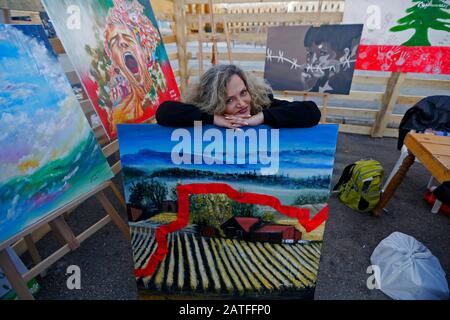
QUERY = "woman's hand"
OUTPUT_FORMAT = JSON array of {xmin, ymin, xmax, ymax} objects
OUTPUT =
[{"xmin": 220, "ymin": 112, "xmax": 264, "ymax": 128}]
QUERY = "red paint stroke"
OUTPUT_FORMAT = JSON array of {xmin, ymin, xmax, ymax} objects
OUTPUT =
[
  {"xmin": 356, "ymin": 45, "xmax": 450, "ymax": 74},
  {"xmin": 134, "ymin": 183, "xmax": 329, "ymax": 278}
]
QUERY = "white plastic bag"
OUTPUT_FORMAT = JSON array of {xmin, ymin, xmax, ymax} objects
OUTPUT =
[{"xmin": 370, "ymin": 232, "xmax": 449, "ymax": 300}]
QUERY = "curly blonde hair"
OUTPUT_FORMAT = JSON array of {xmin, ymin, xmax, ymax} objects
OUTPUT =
[{"xmin": 184, "ymin": 64, "xmax": 273, "ymax": 115}]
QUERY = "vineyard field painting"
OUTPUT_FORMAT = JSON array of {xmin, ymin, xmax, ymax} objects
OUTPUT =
[{"xmin": 117, "ymin": 124, "xmax": 339, "ymax": 298}]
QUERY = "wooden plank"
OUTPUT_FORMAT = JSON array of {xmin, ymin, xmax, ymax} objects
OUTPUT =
[
  {"xmin": 208, "ymin": 0, "xmax": 218, "ymax": 64},
  {"xmin": 173, "ymin": 0, "xmax": 188, "ymax": 92},
  {"xmin": 0, "ymin": 0, "xmax": 44, "ymax": 11},
  {"xmin": 321, "ymin": 93, "xmax": 329, "ymax": 123},
  {"xmin": 102, "ymin": 140, "xmax": 119, "ymax": 158},
  {"xmin": 23, "ymin": 235, "xmax": 46, "ymax": 277},
  {"xmin": 396, "ymin": 95, "xmax": 424, "ymax": 106},
  {"xmin": 151, "ymin": 0, "xmax": 174, "ymax": 20},
  {"xmin": 111, "ymin": 161, "xmax": 122, "ymax": 175},
  {"xmin": 389, "ymin": 114, "xmax": 403, "ymax": 125},
  {"xmin": 338, "ymin": 124, "xmax": 371, "ymax": 135},
  {"xmin": 413, "ymin": 133, "xmax": 450, "ymax": 146},
  {"xmin": 12, "ymin": 224, "xmax": 51, "ymax": 257},
  {"xmin": 49, "ymin": 216, "xmax": 80, "ymax": 251},
  {"xmin": 168, "ymin": 52, "xmax": 178, "ymax": 61},
  {"xmin": 96, "ymin": 191, "xmax": 130, "ymax": 240},
  {"xmin": 1, "ymin": 8, "xmax": 11, "ymax": 23},
  {"xmin": 371, "ymin": 72, "xmax": 406, "ymax": 137},
  {"xmin": 49, "ymin": 38, "xmax": 65, "ymax": 54},
  {"xmin": 197, "ymin": 14, "xmax": 204, "ymax": 76},
  {"xmin": 200, "ymin": 52, "xmax": 266, "ymax": 61},
  {"xmin": 80, "ymin": 99, "xmax": 94, "ymax": 115},
  {"xmin": 109, "ymin": 182, "xmax": 127, "ymax": 211},
  {"xmin": 352, "ymin": 75, "xmax": 389, "ymax": 86},
  {"xmin": 65, "ymin": 71, "xmax": 80, "ymax": 85},
  {"xmin": 0, "ymin": 249, "xmax": 34, "ymax": 300},
  {"xmin": 163, "ymin": 34, "xmax": 177, "ymax": 44},
  {"xmin": 223, "ymin": 15, "xmax": 233, "ymax": 64},
  {"xmin": 406, "ymin": 134, "xmax": 450, "ymax": 183},
  {"xmin": 280, "ymin": 90, "xmax": 383, "ymax": 103},
  {"xmin": 188, "ymin": 32, "xmax": 267, "ymax": 44},
  {"xmin": 403, "ymin": 78, "xmax": 450, "ymax": 90},
  {"xmin": 186, "ymin": 12, "xmax": 343, "ymax": 24},
  {"xmin": 324, "ymin": 106, "xmax": 378, "ymax": 118},
  {"xmin": 153, "ymin": 0, "xmax": 174, "ymax": 13}
]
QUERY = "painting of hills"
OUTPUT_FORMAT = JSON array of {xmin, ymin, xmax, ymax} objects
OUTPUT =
[{"xmin": 117, "ymin": 123, "xmax": 338, "ymax": 298}]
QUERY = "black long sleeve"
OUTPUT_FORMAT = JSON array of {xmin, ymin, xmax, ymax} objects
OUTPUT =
[
  {"xmin": 262, "ymin": 96, "xmax": 321, "ymax": 128},
  {"xmin": 156, "ymin": 101, "xmax": 214, "ymax": 127},
  {"xmin": 156, "ymin": 96, "xmax": 321, "ymax": 128}
]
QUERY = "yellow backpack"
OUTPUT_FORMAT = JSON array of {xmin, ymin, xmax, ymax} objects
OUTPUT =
[{"xmin": 333, "ymin": 159, "xmax": 384, "ymax": 212}]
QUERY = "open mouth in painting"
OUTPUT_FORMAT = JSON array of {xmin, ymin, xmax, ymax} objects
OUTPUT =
[{"xmin": 124, "ymin": 52, "xmax": 139, "ymax": 75}]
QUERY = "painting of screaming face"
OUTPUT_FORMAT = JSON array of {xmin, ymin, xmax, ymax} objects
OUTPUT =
[{"xmin": 42, "ymin": 0, "xmax": 180, "ymax": 139}]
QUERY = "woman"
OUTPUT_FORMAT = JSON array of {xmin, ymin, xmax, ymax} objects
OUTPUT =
[{"xmin": 156, "ymin": 64, "xmax": 321, "ymax": 129}]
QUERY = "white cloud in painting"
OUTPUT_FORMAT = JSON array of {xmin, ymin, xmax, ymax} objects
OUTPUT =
[{"xmin": 0, "ymin": 26, "xmax": 91, "ymax": 183}]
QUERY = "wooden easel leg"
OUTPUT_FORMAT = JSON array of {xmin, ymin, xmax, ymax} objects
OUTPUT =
[
  {"xmin": 0, "ymin": 249, "xmax": 34, "ymax": 300},
  {"xmin": 96, "ymin": 191, "xmax": 131, "ymax": 240},
  {"xmin": 49, "ymin": 216, "xmax": 80, "ymax": 251},
  {"xmin": 24, "ymin": 235, "xmax": 47, "ymax": 277},
  {"xmin": 321, "ymin": 94, "xmax": 329, "ymax": 123},
  {"xmin": 373, "ymin": 151, "xmax": 415, "ymax": 216},
  {"xmin": 49, "ymin": 222, "xmax": 67, "ymax": 247},
  {"xmin": 109, "ymin": 182, "xmax": 127, "ymax": 211}
]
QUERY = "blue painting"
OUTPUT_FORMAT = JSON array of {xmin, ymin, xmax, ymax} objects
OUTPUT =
[
  {"xmin": 0, "ymin": 25, "xmax": 113, "ymax": 246},
  {"xmin": 117, "ymin": 123, "xmax": 338, "ymax": 298}
]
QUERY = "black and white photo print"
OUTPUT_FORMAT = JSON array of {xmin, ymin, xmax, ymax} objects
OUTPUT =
[{"xmin": 264, "ymin": 24, "xmax": 363, "ymax": 95}]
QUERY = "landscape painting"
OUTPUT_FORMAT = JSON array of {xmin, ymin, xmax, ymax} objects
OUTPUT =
[
  {"xmin": 264, "ymin": 24, "xmax": 363, "ymax": 95},
  {"xmin": 117, "ymin": 123, "xmax": 339, "ymax": 299},
  {"xmin": 343, "ymin": 0, "xmax": 450, "ymax": 74},
  {"xmin": 0, "ymin": 24, "xmax": 113, "ymax": 246},
  {"xmin": 42, "ymin": 0, "xmax": 180, "ymax": 139}
]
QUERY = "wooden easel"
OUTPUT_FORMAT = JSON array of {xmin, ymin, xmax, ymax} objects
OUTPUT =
[
  {"xmin": 0, "ymin": 180, "xmax": 130, "ymax": 300},
  {"xmin": 199, "ymin": 0, "xmax": 233, "ymax": 68}
]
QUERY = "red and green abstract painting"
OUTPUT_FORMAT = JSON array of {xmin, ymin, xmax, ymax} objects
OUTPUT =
[
  {"xmin": 117, "ymin": 123, "xmax": 339, "ymax": 299},
  {"xmin": 42, "ymin": 0, "xmax": 180, "ymax": 139},
  {"xmin": 344, "ymin": 0, "xmax": 450, "ymax": 74}
]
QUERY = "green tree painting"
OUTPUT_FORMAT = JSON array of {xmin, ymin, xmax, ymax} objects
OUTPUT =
[{"xmin": 390, "ymin": 0, "xmax": 450, "ymax": 46}]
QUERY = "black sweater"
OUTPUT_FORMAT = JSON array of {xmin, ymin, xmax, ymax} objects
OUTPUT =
[{"xmin": 155, "ymin": 95, "xmax": 321, "ymax": 128}]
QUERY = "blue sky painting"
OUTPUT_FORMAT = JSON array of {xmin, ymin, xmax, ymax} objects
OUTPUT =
[
  {"xmin": 117, "ymin": 123, "xmax": 339, "ymax": 206},
  {"xmin": 0, "ymin": 25, "xmax": 113, "ymax": 245}
]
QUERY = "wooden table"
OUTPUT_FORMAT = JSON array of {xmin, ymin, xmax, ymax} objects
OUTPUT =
[{"xmin": 373, "ymin": 133, "xmax": 450, "ymax": 216}]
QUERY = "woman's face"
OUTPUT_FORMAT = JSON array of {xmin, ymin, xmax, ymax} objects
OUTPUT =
[{"xmin": 224, "ymin": 74, "xmax": 252, "ymax": 116}]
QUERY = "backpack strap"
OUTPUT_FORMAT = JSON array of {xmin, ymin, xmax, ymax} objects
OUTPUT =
[{"xmin": 333, "ymin": 163, "xmax": 355, "ymax": 191}]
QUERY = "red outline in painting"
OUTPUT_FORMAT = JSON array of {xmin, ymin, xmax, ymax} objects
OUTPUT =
[{"xmin": 134, "ymin": 183, "xmax": 329, "ymax": 278}]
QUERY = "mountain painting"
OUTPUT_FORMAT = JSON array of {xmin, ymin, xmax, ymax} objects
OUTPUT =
[
  {"xmin": 117, "ymin": 123, "xmax": 339, "ymax": 299},
  {"xmin": 0, "ymin": 25, "xmax": 113, "ymax": 246}
]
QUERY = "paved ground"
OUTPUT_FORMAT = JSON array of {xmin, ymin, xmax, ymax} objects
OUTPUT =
[{"xmin": 20, "ymin": 133, "xmax": 450, "ymax": 300}]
